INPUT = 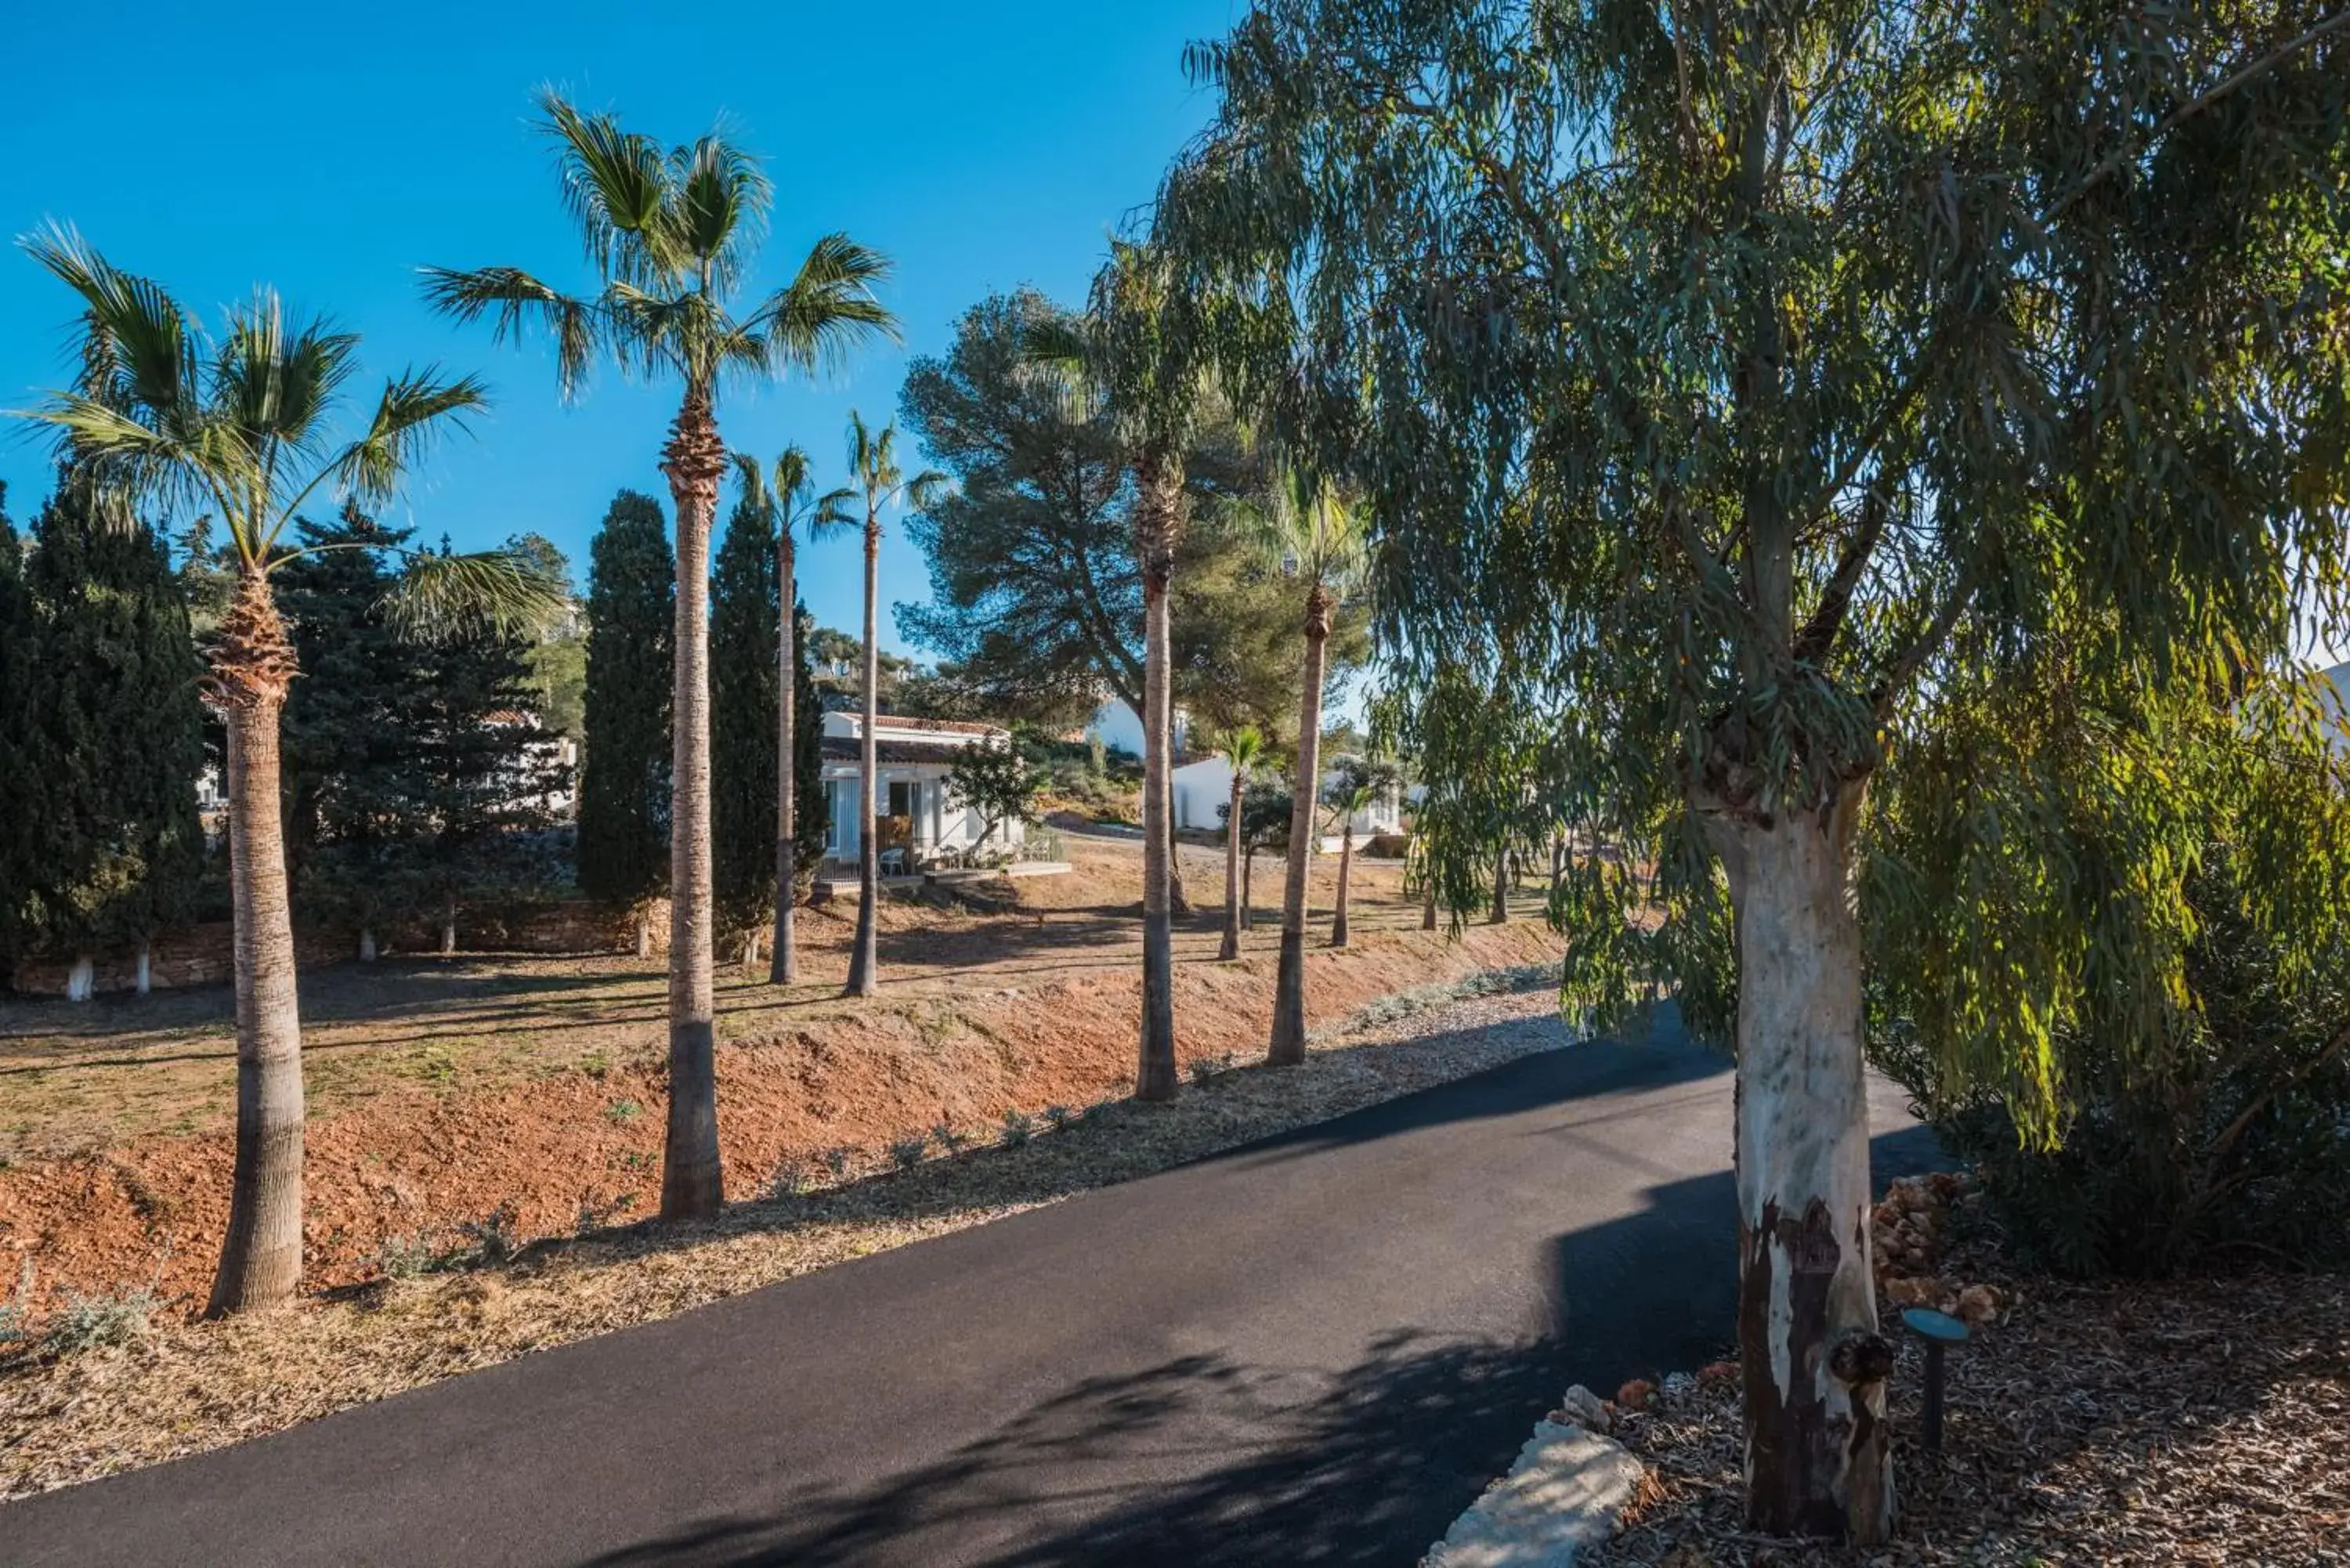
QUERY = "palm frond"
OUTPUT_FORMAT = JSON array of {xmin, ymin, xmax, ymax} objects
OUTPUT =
[
  {"xmin": 663, "ymin": 130, "xmax": 771, "ymax": 287},
  {"xmin": 418, "ymin": 266, "xmax": 598, "ymax": 399},
  {"xmin": 771, "ymin": 444, "xmax": 812, "ymax": 511},
  {"xmin": 537, "ymin": 89, "xmax": 680, "ymax": 286},
  {"xmin": 7, "ymin": 394, "xmax": 230, "ymax": 523},
  {"xmin": 215, "ymin": 293, "xmax": 360, "ymax": 459},
  {"xmin": 808, "ymin": 486, "xmax": 859, "ymax": 537},
  {"xmin": 19, "ymin": 223, "xmax": 198, "ymax": 425},
  {"xmin": 903, "ymin": 468, "xmax": 952, "ymax": 513},
  {"xmin": 751, "ymin": 233, "xmax": 899, "ymax": 379},
  {"xmin": 331, "ymin": 367, "xmax": 491, "ymax": 503},
  {"xmin": 380, "ymin": 545, "xmax": 571, "ymax": 641}
]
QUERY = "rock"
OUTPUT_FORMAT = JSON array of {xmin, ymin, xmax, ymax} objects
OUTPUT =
[
  {"xmin": 1884, "ymin": 1276, "xmax": 1939, "ymax": 1308},
  {"xmin": 1614, "ymin": 1378, "xmax": 1656, "ymax": 1412},
  {"xmin": 1696, "ymin": 1359, "xmax": 1738, "ymax": 1387},
  {"xmin": 1557, "ymin": 1384, "xmax": 1611, "ymax": 1433},
  {"xmin": 1661, "ymin": 1371, "xmax": 1697, "ymax": 1403},
  {"xmin": 1423, "ymin": 1420, "xmax": 1645, "ymax": 1568}
]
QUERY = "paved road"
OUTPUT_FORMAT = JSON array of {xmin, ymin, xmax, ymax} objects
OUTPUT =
[{"xmin": 5, "ymin": 1012, "xmax": 1942, "ymax": 1568}]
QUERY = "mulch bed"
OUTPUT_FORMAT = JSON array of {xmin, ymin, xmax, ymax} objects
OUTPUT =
[{"xmin": 1592, "ymin": 1262, "xmax": 2350, "ymax": 1566}]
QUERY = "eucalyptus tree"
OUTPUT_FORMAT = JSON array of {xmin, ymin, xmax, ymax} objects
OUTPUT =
[
  {"xmin": 12, "ymin": 229, "xmax": 554, "ymax": 1315},
  {"xmin": 730, "ymin": 446, "xmax": 852, "ymax": 982},
  {"xmin": 1215, "ymin": 724, "xmax": 1266, "ymax": 959},
  {"xmin": 424, "ymin": 91, "xmax": 897, "ymax": 1219},
  {"xmin": 1166, "ymin": 1, "xmax": 2350, "ymax": 1540},
  {"xmin": 838, "ymin": 411, "xmax": 947, "ymax": 997},
  {"xmin": 1229, "ymin": 474, "xmax": 1369, "ymax": 1066},
  {"xmin": 1032, "ymin": 241, "xmax": 1223, "ymax": 1101}
]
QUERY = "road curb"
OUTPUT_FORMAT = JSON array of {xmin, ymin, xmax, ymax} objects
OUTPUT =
[{"xmin": 1421, "ymin": 1411, "xmax": 1644, "ymax": 1566}]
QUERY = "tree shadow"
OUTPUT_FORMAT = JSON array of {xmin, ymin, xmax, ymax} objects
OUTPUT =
[{"xmin": 571, "ymin": 1089, "xmax": 1947, "ymax": 1568}]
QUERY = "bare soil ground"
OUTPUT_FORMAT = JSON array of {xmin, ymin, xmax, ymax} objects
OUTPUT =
[
  {"xmin": 1, "ymin": 970, "xmax": 1566, "ymax": 1501},
  {"xmin": 0, "ymin": 833, "xmax": 1549, "ymax": 1322}
]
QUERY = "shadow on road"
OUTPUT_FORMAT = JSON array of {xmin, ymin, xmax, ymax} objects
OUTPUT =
[{"xmin": 580, "ymin": 1112, "xmax": 1947, "ymax": 1568}]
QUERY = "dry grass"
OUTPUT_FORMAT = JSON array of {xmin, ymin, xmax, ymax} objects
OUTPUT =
[{"xmin": 0, "ymin": 968, "xmax": 1566, "ymax": 1502}]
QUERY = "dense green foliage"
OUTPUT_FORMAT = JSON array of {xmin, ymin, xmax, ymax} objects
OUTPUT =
[
  {"xmin": 1166, "ymin": 0, "xmax": 2350, "ymax": 1123},
  {"xmin": 506, "ymin": 533, "xmax": 585, "ymax": 740},
  {"xmin": 898, "ymin": 288, "xmax": 1368, "ymax": 742},
  {"xmin": 1871, "ymin": 667, "xmax": 2350, "ymax": 1276},
  {"xmin": 280, "ymin": 507, "xmax": 566, "ymax": 940},
  {"xmin": 577, "ymin": 491, "xmax": 674, "ymax": 908},
  {"xmin": 943, "ymin": 734, "xmax": 1047, "ymax": 850},
  {"xmin": 710, "ymin": 493, "xmax": 824, "ymax": 932},
  {"xmin": 1, "ymin": 475, "xmax": 205, "ymax": 961}
]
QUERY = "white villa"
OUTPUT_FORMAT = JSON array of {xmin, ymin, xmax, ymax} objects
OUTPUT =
[
  {"xmin": 1084, "ymin": 695, "xmax": 1188, "ymax": 761},
  {"xmin": 819, "ymin": 713, "xmax": 1027, "ymax": 873},
  {"xmin": 1170, "ymin": 754, "xmax": 1406, "ymax": 846}
]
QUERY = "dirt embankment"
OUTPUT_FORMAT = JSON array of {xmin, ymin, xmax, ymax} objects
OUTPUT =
[{"xmin": 1, "ymin": 919, "xmax": 1557, "ymax": 1317}]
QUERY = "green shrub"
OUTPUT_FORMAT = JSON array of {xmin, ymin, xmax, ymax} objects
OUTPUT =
[
  {"xmin": 42, "ymin": 1287, "xmax": 158, "ymax": 1355},
  {"xmin": 999, "ymin": 1109, "xmax": 1034, "ymax": 1147},
  {"xmin": 888, "ymin": 1134, "xmax": 930, "ymax": 1171},
  {"xmin": 457, "ymin": 1204, "xmax": 522, "ymax": 1266},
  {"xmin": 819, "ymin": 1146, "xmax": 852, "ymax": 1181},
  {"xmin": 373, "ymin": 1228, "xmax": 443, "ymax": 1279},
  {"xmin": 1042, "ymin": 1104, "xmax": 1076, "ymax": 1131}
]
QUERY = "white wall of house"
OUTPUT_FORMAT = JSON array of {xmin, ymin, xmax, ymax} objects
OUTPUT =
[
  {"xmin": 2323, "ymin": 660, "xmax": 2349, "ymax": 756},
  {"xmin": 1170, "ymin": 755, "xmax": 1405, "ymax": 838},
  {"xmin": 818, "ymin": 714, "xmax": 1027, "ymax": 865},
  {"xmin": 1086, "ymin": 697, "xmax": 1188, "ymax": 761}
]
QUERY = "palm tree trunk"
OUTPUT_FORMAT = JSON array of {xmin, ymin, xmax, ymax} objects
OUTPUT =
[
  {"xmin": 1422, "ymin": 862, "xmax": 1437, "ymax": 930},
  {"xmin": 1491, "ymin": 844, "xmax": 1510, "ymax": 924},
  {"xmin": 1135, "ymin": 459, "xmax": 1179, "ymax": 1103},
  {"xmin": 846, "ymin": 516, "xmax": 882, "ymax": 998},
  {"xmin": 1332, "ymin": 822, "xmax": 1354, "ymax": 948},
  {"xmin": 769, "ymin": 544, "xmax": 797, "ymax": 985},
  {"xmin": 660, "ymin": 390, "xmax": 725, "ymax": 1221},
  {"xmin": 1242, "ymin": 846, "xmax": 1256, "ymax": 934},
  {"xmin": 1269, "ymin": 589, "xmax": 1330, "ymax": 1068},
  {"xmin": 207, "ymin": 572, "xmax": 304, "ymax": 1317},
  {"xmin": 1219, "ymin": 773, "xmax": 1243, "ymax": 960}
]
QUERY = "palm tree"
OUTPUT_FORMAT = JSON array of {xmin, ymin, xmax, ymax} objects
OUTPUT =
[
  {"xmin": 1233, "ymin": 473, "xmax": 1369, "ymax": 1066},
  {"xmin": 1029, "ymin": 240, "xmax": 1217, "ymax": 1101},
  {"xmin": 12, "ymin": 228, "xmax": 553, "ymax": 1315},
  {"xmin": 425, "ymin": 91, "xmax": 897, "ymax": 1220},
  {"xmin": 1215, "ymin": 725, "xmax": 1265, "ymax": 959},
  {"xmin": 730, "ymin": 448, "xmax": 854, "ymax": 983},
  {"xmin": 838, "ymin": 411, "xmax": 947, "ymax": 997},
  {"xmin": 1325, "ymin": 777, "xmax": 1375, "ymax": 948}
]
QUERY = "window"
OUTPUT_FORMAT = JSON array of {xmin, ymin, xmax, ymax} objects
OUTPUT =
[{"xmin": 888, "ymin": 780, "xmax": 916, "ymax": 819}]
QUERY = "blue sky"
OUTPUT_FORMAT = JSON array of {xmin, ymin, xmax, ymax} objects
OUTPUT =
[{"xmin": 0, "ymin": 0, "xmax": 1243, "ymax": 659}]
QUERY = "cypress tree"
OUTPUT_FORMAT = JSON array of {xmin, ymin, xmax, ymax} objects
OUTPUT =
[
  {"xmin": 13, "ymin": 472, "xmax": 207, "ymax": 988},
  {"xmin": 710, "ymin": 490, "xmax": 780, "ymax": 950},
  {"xmin": 0, "ymin": 486, "xmax": 34, "ymax": 967},
  {"xmin": 578, "ymin": 490, "xmax": 674, "ymax": 945},
  {"xmin": 788, "ymin": 604, "xmax": 824, "ymax": 890}
]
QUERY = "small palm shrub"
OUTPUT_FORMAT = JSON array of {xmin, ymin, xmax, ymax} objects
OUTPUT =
[
  {"xmin": 457, "ymin": 1204, "xmax": 522, "ymax": 1266},
  {"xmin": 888, "ymin": 1134, "xmax": 931, "ymax": 1171},
  {"xmin": 374, "ymin": 1229, "xmax": 443, "ymax": 1280},
  {"xmin": 931, "ymin": 1122, "xmax": 969, "ymax": 1154},
  {"xmin": 1000, "ymin": 1109, "xmax": 1035, "ymax": 1147},
  {"xmin": 820, "ymin": 1146, "xmax": 852, "ymax": 1181}
]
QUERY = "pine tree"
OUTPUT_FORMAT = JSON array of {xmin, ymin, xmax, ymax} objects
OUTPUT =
[
  {"xmin": 11, "ymin": 471, "xmax": 207, "ymax": 986},
  {"xmin": 278, "ymin": 504, "xmax": 428, "ymax": 952},
  {"xmin": 578, "ymin": 491, "xmax": 674, "ymax": 945},
  {"xmin": 403, "ymin": 538, "xmax": 565, "ymax": 953}
]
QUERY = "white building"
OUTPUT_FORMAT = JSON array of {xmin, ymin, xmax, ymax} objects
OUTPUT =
[
  {"xmin": 1085, "ymin": 695, "xmax": 1188, "ymax": 761},
  {"xmin": 819, "ymin": 713, "xmax": 1028, "ymax": 872},
  {"xmin": 1170, "ymin": 754, "xmax": 1405, "ymax": 844},
  {"xmin": 2323, "ymin": 660, "xmax": 2349, "ymax": 755}
]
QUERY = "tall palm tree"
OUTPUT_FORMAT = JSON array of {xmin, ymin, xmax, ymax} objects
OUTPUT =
[
  {"xmin": 730, "ymin": 447, "xmax": 853, "ymax": 983},
  {"xmin": 1029, "ymin": 240, "xmax": 1217, "ymax": 1101},
  {"xmin": 839, "ymin": 410, "xmax": 947, "ymax": 997},
  {"xmin": 1326, "ymin": 776, "xmax": 1375, "ymax": 948},
  {"xmin": 11, "ymin": 228, "xmax": 552, "ymax": 1315},
  {"xmin": 424, "ymin": 91, "xmax": 897, "ymax": 1219},
  {"xmin": 1216, "ymin": 725, "xmax": 1264, "ymax": 959},
  {"xmin": 1234, "ymin": 472, "xmax": 1369, "ymax": 1066}
]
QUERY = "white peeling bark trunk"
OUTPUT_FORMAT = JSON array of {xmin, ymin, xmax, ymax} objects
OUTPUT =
[
  {"xmin": 359, "ymin": 927, "xmax": 378, "ymax": 963},
  {"xmin": 67, "ymin": 956, "xmax": 94, "ymax": 1003},
  {"xmin": 1713, "ymin": 786, "xmax": 1891, "ymax": 1543},
  {"xmin": 136, "ymin": 941, "xmax": 152, "ymax": 996}
]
